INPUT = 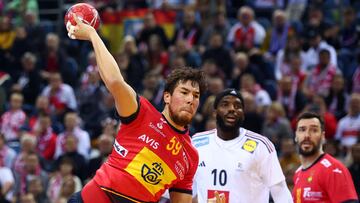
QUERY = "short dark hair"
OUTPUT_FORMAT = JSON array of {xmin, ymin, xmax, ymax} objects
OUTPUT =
[
  {"xmin": 296, "ymin": 112, "xmax": 325, "ymax": 131},
  {"xmin": 164, "ymin": 67, "xmax": 207, "ymax": 95}
]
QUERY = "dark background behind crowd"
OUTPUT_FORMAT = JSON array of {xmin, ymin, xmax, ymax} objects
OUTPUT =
[{"xmin": 0, "ymin": 0, "xmax": 359, "ymax": 202}]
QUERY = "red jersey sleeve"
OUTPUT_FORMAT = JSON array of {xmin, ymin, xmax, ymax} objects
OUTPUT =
[{"xmin": 323, "ymin": 161, "xmax": 358, "ymax": 202}]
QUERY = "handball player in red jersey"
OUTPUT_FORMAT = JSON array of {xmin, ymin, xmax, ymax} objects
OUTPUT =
[
  {"xmin": 293, "ymin": 112, "xmax": 358, "ymax": 203},
  {"xmin": 66, "ymin": 14, "xmax": 213, "ymax": 203}
]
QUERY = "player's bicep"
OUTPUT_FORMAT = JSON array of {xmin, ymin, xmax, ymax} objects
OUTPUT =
[{"xmin": 112, "ymin": 82, "xmax": 138, "ymax": 117}]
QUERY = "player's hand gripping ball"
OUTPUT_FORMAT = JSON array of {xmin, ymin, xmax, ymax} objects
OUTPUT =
[{"xmin": 64, "ymin": 3, "xmax": 100, "ymax": 30}]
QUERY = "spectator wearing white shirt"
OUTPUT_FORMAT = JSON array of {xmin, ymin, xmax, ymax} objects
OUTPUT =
[
  {"xmin": 0, "ymin": 92, "xmax": 27, "ymax": 149},
  {"xmin": 335, "ymin": 93, "xmax": 360, "ymax": 152},
  {"xmin": 303, "ymin": 29, "xmax": 337, "ymax": 71},
  {"xmin": 41, "ymin": 72, "xmax": 77, "ymax": 119},
  {"xmin": 55, "ymin": 112, "xmax": 90, "ymax": 160},
  {"xmin": 227, "ymin": 6, "xmax": 266, "ymax": 51}
]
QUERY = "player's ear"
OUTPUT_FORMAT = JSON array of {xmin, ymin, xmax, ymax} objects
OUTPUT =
[
  {"xmin": 294, "ymin": 136, "xmax": 298, "ymax": 143},
  {"xmin": 163, "ymin": 91, "xmax": 170, "ymax": 104}
]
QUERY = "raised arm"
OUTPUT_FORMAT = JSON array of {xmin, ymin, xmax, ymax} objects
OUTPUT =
[{"xmin": 67, "ymin": 14, "xmax": 137, "ymax": 117}]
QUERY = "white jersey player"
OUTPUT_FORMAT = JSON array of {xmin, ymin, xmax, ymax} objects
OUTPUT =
[{"xmin": 192, "ymin": 89, "xmax": 292, "ymax": 203}]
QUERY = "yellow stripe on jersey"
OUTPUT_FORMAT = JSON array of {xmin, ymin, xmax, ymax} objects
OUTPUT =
[{"xmin": 125, "ymin": 147, "xmax": 177, "ymax": 196}]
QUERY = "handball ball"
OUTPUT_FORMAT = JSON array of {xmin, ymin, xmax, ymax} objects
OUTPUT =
[{"xmin": 64, "ymin": 3, "xmax": 100, "ymax": 30}]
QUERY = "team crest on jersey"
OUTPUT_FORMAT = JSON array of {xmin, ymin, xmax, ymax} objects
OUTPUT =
[
  {"xmin": 141, "ymin": 162, "xmax": 164, "ymax": 185},
  {"xmin": 241, "ymin": 139, "xmax": 258, "ymax": 153},
  {"xmin": 125, "ymin": 147, "xmax": 176, "ymax": 195}
]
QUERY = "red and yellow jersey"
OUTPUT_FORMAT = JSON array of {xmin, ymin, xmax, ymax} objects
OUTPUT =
[
  {"xmin": 94, "ymin": 97, "xmax": 198, "ymax": 202},
  {"xmin": 292, "ymin": 154, "xmax": 358, "ymax": 203}
]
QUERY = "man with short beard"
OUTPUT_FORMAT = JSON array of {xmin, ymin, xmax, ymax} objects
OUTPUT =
[
  {"xmin": 292, "ymin": 112, "xmax": 358, "ymax": 202},
  {"xmin": 192, "ymin": 89, "xmax": 292, "ymax": 203}
]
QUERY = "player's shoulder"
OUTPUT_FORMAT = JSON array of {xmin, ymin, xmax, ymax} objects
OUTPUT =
[
  {"xmin": 242, "ymin": 129, "xmax": 275, "ymax": 154},
  {"xmin": 318, "ymin": 154, "xmax": 347, "ymax": 170},
  {"xmin": 191, "ymin": 129, "xmax": 216, "ymax": 148}
]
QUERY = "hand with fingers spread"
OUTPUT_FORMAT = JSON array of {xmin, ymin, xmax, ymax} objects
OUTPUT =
[{"xmin": 66, "ymin": 13, "xmax": 96, "ymax": 41}]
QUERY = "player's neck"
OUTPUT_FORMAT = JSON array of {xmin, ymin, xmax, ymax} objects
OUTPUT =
[
  {"xmin": 217, "ymin": 128, "xmax": 240, "ymax": 141},
  {"xmin": 300, "ymin": 150, "xmax": 324, "ymax": 170}
]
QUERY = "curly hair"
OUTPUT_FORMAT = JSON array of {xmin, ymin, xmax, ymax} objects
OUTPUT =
[{"xmin": 164, "ymin": 67, "xmax": 207, "ymax": 96}]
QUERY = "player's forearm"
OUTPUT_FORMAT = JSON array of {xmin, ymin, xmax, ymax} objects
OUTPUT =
[
  {"xmin": 89, "ymin": 32, "xmax": 137, "ymax": 116},
  {"xmin": 270, "ymin": 181, "xmax": 293, "ymax": 203},
  {"xmin": 89, "ymin": 32, "xmax": 125, "ymax": 92}
]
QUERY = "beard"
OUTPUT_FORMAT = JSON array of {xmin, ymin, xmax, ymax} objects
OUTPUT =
[
  {"xmin": 169, "ymin": 106, "xmax": 192, "ymax": 127},
  {"xmin": 216, "ymin": 114, "xmax": 243, "ymax": 133},
  {"xmin": 298, "ymin": 140, "xmax": 321, "ymax": 157}
]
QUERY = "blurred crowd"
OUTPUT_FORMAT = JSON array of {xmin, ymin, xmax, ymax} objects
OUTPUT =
[{"xmin": 0, "ymin": 0, "xmax": 360, "ymax": 202}]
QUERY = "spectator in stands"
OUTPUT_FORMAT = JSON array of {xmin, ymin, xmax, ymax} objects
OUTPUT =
[
  {"xmin": 87, "ymin": 134, "xmax": 114, "ymax": 179},
  {"xmin": 241, "ymin": 91, "xmax": 264, "ymax": 134},
  {"xmin": 353, "ymin": 62, "xmax": 360, "ymax": 93},
  {"xmin": 4, "ymin": 0, "xmax": 39, "ymax": 26},
  {"xmin": 27, "ymin": 177, "xmax": 48, "ymax": 203},
  {"xmin": 302, "ymin": 6, "xmax": 333, "ymax": 39},
  {"xmin": 121, "ymin": 36, "xmax": 147, "ymax": 92},
  {"xmin": 201, "ymin": 32, "xmax": 233, "ymax": 79},
  {"xmin": 172, "ymin": 9, "xmax": 202, "ymax": 47},
  {"xmin": 199, "ymin": 10, "xmax": 230, "ymax": 49},
  {"xmin": 325, "ymin": 74, "xmax": 348, "ymax": 120},
  {"xmin": 240, "ymin": 73, "xmax": 271, "ymax": 114},
  {"xmin": 140, "ymin": 70, "xmax": 165, "ymax": 111},
  {"xmin": 13, "ymin": 133, "xmax": 36, "ymax": 174},
  {"xmin": 11, "ymin": 26, "xmax": 32, "ymax": 72},
  {"xmin": 19, "ymin": 193, "xmax": 36, "ymax": 203},
  {"xmin": 33, "ymin": 112, "xmax": 57, "ymax": 169},
  {"xmin": 0, "ymin": 92, "xmax": 26, "ymax": 148},
  {"xmin": 0, "ymin": 15, "xmax": 16, "ymax": 51},
  {"xmin": 262, "ymin": 102, "xmax": 293, "ymax": 151},
  {"xmin": 137, "ymin": 12, "xmax": 169, "ymax": 49},
  {"xmin": 247, "ymin": 48, "xmax": 276, "ymax": 88},
  {"xmin": 57, "ymin": 176, "xmax": 78, "ymax": 201},
  {"xmin": 0, "ymin": 156, "xmax": 15, "ymax": 203},
  {"xmin": 335, "ymin": 93, "xmax": 360, "ymax": 152},
  {"xmin": 230, "ymin": 52, "xmax": 264, "ymax": 89},
  {"xmin": 279, "ymin": 137, "xmax": 300, "ymax": 173},
  {"xmin": 23, "ymin": 11, "xmax": 45, "ymax": 54},
  {"xmin": 55, "ymin": 112, "xmax": 90, "ymax": 161},
  {"xmin": 11, "ymin": 52, "xmax": 42, "ymax": 105},
  {"xmin": 0, "ymin": 133, "xmax": 16, "ymax": 168},
  {"xmin": 145, "ymin": 34, "xmax": 169, "ymax": 75},
  {"xmin": 47, "ymin": 157, "xmax": 82, "ymax": 203},
  {"xmin": 77, "ymin": 61, "xmax": 107, "ymax": 138},
  {"xmin": 200, "ymin": 59, "xmax": 225, "ymax": 80},
  {"xmin": 41, "ymin": 72, "xmax": 77, "ymax": 121},
  {"xmin": 304, "ymin": 49, "xmax": 338, "ymax": 98},
  {"xmin": 39, "ymin": 33, "xmax": 67, "ymax": 80},
  {"xmin": 14, "ymin": 152, "xmax": 48, "ymax": 197},
  {"xmin": 227, "ymin": 6, "xmax": 266, "ymax": 52},
  {"xmin": 285, "ymin": 0, "xmax": 307, "ymax": 22},
  {"xmin": 303, "ymin": 28, "xmax": 337, "ymax": 70},
  {"xmin": 170, "ymin": 39, "xmax": 201, "ymax": 68},
  {"xmin": 275, "ymin": 35, "xmax": 307, "ymax": 80},
  {"xmin": 100, "ymin": 118, "xmax": 118, "ymax": 138},
  {"xmin": 276, "ymin": 76, "xmax": 307, "ymax": 119},
  {"xmin": 55, "ymin": 136, "xmax": 87, "ymax": 182},
  {"xmin": 294, "ymin": 95, "xmax": 338, "ymax": 139},
  {"xmin": 262, "ymin": 9, "xmax": 294, "ymax": 58}
]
